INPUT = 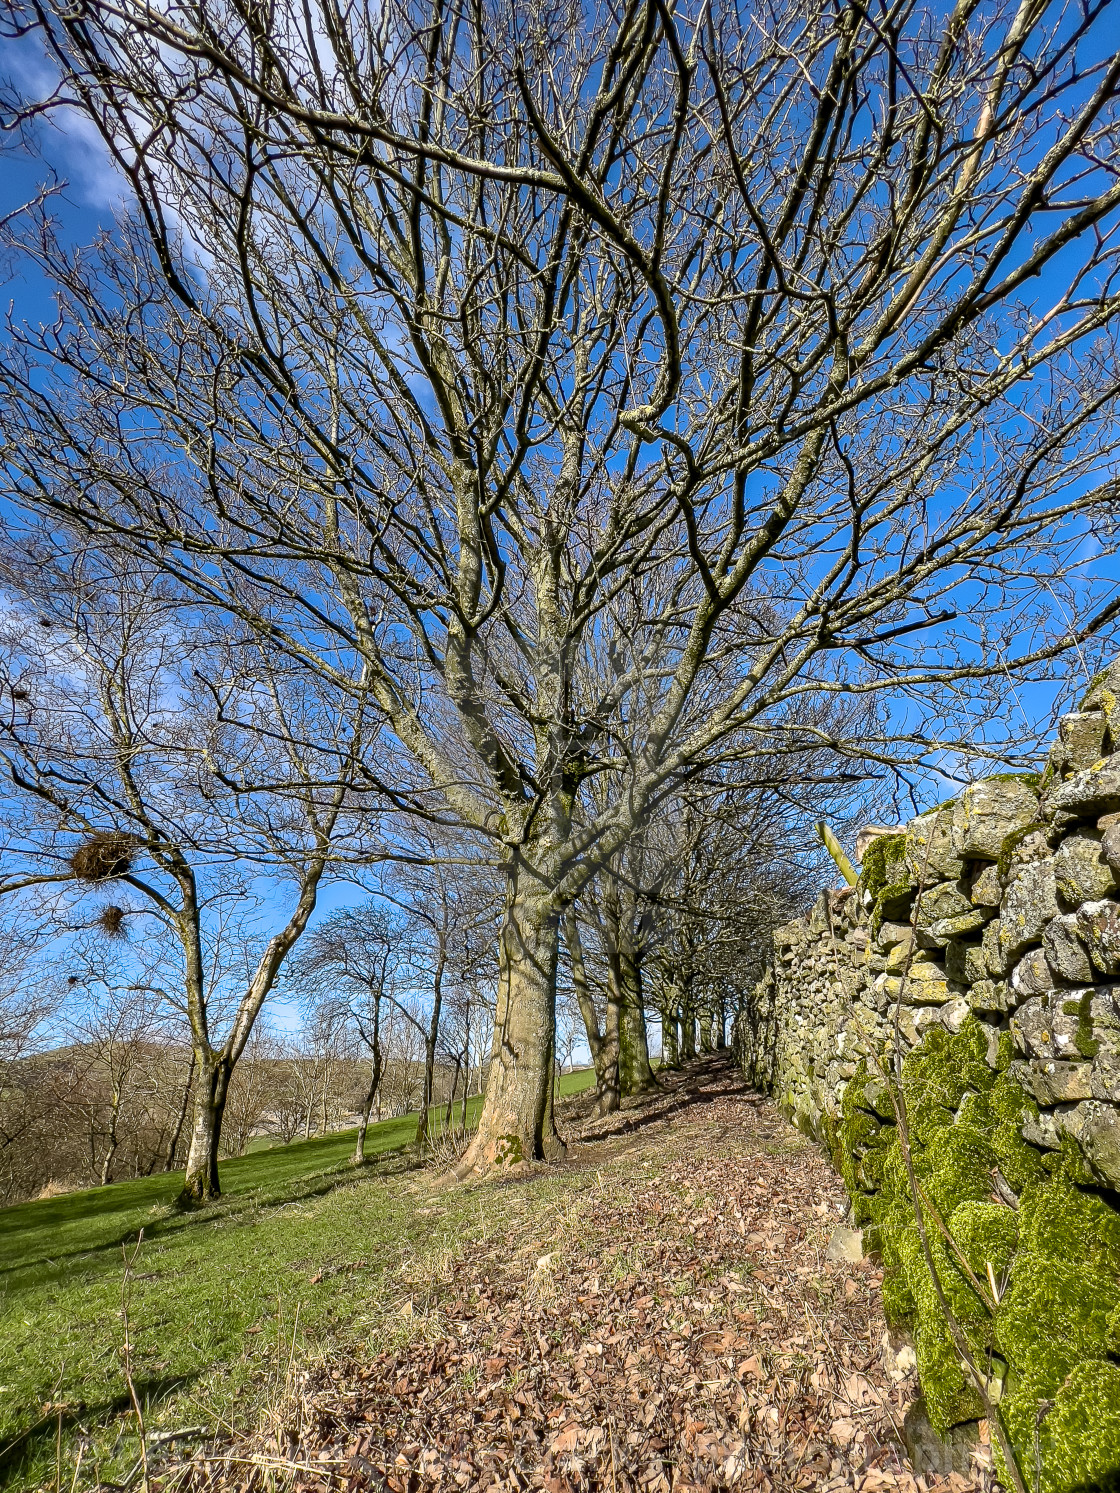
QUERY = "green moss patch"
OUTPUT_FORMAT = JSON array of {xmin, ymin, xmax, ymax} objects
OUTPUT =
[
  {"xmin": 831, "ymin": 1017, "xmax": 1120, "ymax": 1488},
  {"xmin": 858, "ymin": 833, "xmax": 908, "ymax": 903}
]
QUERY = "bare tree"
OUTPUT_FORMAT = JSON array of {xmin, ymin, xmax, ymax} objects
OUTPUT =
[
  {"xmin": 0, "ymin": 906, "xmax": 61, "ymax": 1198},
  {"xmin": 221, "ymin": 1020, "xmax": 282, "ymax": 1158},
  {"xmin": 57, "ymin": 939, "xmax": 164, "ymax": 1183},
  {"xmin": 289, "ymin": 902, "xmax": 402, "ymax": 1164},
  {"xmin": 2, "ymin": 0, "xmax": 1119, "ymax": 1172},
  {"xmin": 374, "ymin": 848, "xmax": 502, "ymax": 1146},
  {"xmin": 0, "ymin": 540, "xmax": 381, "ymax": 1200}
]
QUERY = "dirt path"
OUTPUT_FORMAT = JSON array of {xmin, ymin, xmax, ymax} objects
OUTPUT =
[{"xmin": 167, "ymin": 1057, "xmax": 994, "ymax": 1492}]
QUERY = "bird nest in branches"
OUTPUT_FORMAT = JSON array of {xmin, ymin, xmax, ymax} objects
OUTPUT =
[
  {"xmin": 69, "ymin": 832, "xmax": 141, "ymax": 883},
  {"xmin": 98, "ymin": 905, "xmax": 128, "ymax": 939}
]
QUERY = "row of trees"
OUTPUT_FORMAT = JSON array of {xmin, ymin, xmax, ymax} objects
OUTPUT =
[{"xmin": 0, "ymin": 0, "xmax": 1118, "ymax": 1195}]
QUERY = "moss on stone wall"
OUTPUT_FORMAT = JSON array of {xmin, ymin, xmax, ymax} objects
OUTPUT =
[
  {"xmin": 834, "ymin": 1017, "xmax": 1120, "ymax": 1490},
  {"xmin": 858, "ymin": 833, "xmax": 908, "ymax": 904}
]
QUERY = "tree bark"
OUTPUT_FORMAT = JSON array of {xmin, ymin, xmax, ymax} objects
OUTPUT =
[
  {"xmin": 564, "ymin": 909, "xmax": 604, "ymax": 1075},
  {"xmin": 617, "ymin": 934, "xmax": 655, "ymax": 1095},
  {"xmin": 680, "ymin": 1000, "xmax": 697, "ymax": 1060},
  {"xmin": 352, "ymin": 1052, "xmax": 383, "ymax": 1166},
  {"xmin": 164, "ymin": 1048, "xmax": 196, "ymax": 1171},
  {"xmin": 100, "ymin": 1084, "xmax": 121, "ymax": 1185},
  {"xmin": 443, "ymin": 1054, "xmax": 462, "ymax": 1130},
  {"xmin": 596, "ymin": 995, "xmax": 622, "ymax": 1115},
  {"xmin": 415, "ymin": 940, "xmax": 446, "ymax": 1148},
  {"xmin": 457, "ymin": 852, "xmax": 564, "ymax": 1172},
  {"xmin": 180, "ymin": 1054, "xmax": 231, "ymax": 1204},
  {"xmin": 699, "ymin": 1014, "xmax": 713, "ymax": 1053},
  {"xmin": 715, "ymin": 997, "xmax": 728, "ymax": 1050},
  {"xmin": 661, "ymin": 1002, "xmax": 680, "ymax": 1068}
]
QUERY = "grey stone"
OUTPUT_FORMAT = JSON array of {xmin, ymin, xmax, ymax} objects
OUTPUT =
[
  {"xmin": 1049, "ymin": 710, "xmax": 1109, "ymax": 778},
  {"xmin": 1078, "ymin": 898, "xmax": 1120, "ymax": 978},
  {"xmin": 1011, "ymin": 947, "xmax": 1054, "ymax": 997},
  {"xmin": 878, "ymin": 971, "xmax": 959, "ymax": 1006},
  {"xmin": 884, "ymin": 936, "xmax": 917, "ymax": 972},
  {"xmin": 1101, "ymin": 820, "xmax": 1120, "ymax": 876},
  {"xmin": 1058, "ymin": 1099, "xmax": 1120, "ymax": 1189},
  {"xmin": 1010, "ymin": 994, "xmax": 1083, "ymax": 1060},
  {"xmin": 889, "ymin": 1003, "xmax": 944, "ymax": 1046},
  {"xmin": 951, "ymin": 777, "xmax": 1039, "ymax": 860},
  {"xmin": 826, "ymin": 1224, "xmax": 864, "ymax": 1263},
  {"xmin": 902, "ymin": 1399, "xmax": 983, "ymax": 1476},
  {"xmin": 1054, "ymin": 830, "xmax": 1117, "ymax": 907},
  {"xmin": 1091, "ymin": 1049, "xmax": 1120, "ymax": 1103},
  {"xmin": 938, "ymin": 997, "xmax": 971, "ymax": 1034},
  {"xmin": 906, "ymin": 810, "xmax": 965, "ymax": 887},
  {"xmin": 927, "ymin": 909, "xmax": 991, "ymax": 942},
  {"xmin": 970, "ymin": 978, "xmax": 1011, "ymax": 1013},
  {"xmin": 1080, "ymin": 659, "xmax": 1120, "ymax": 717},
  {"xmin": 999, "ymin": 859, "xmax": 1058, "ymax": 963},
  {"xmin": 1043, "ymin": 759, "xmax": 1120, "ymax": 823},
  {"xmin": 1021, "ymin": 1108, "xmax": 1063, "ymax": 1150},
  {"xmin": 1010, "ymin": 1058, "xmax": 1094, "ymax": 1104},
  {"xmin": 969, "ymin": 862, "xmax": 1002, "ymax": 907},
  {"xmin": 982, "ymin": 916, "xmax": 1009, "ymax": 976},
  {"xmin": 1000, "ymin": 826, "xmax": 1054, "ymax": 887},
  {"xmin": 945, "ymin": 940, "xmax": 985, "ymax": 984},
  {"xmin": 1043, "ymin": 914, "xmax": 1095, "ymax": 984},
  {"xmin": 877, "ymin": 920, "xmax": 913, "ymax": 950},
  {"xmin": 917, "ymin": 879, "xmax": 973, "ymax": 923}
]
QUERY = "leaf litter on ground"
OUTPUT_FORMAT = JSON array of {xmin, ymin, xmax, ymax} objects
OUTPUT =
[{"xmin": 158, "ymin": 1056, "xmax": 996, "ymax": 1493}]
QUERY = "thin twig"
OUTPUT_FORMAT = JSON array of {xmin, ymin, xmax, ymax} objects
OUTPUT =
[{"xmin": 121, "ymin": 1229, "xmax": 150, "ymax": 1493}]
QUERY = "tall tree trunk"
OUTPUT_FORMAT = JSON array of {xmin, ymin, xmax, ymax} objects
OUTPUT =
[
  {"xmin": 617, "ymin": 934, "xmax": 655, "ymax": 1095},
  {"xmin": 457, "ymin": 851, "xmax": 564, "ymax": 1173},
  {"xmin": 699, "ymin": 1013, "xmax": 713, "ymax": 1053},
  {"xmin": 415, "ymin": 943, "xmax": 446, "ymax": 1148},
  {"xmin": 597, "ymin": 994, "xmax": 622, "ymax": 1115},
  {"xmin": 100, "ymin": 1084, "xmax": 121, "ymax": 1185},
  {"xmin": 352, "ymin": 1051, "xmax": 383, "ymax": 1166},
  {"xmin": 180, "ymin": 1053, "xmax": 231, "ymax": 1204},
  {"xmin": 566, "ymin": 906, "xmax": 618, "ymax": 1111},
  {"xmin": 661, "ymin": 1001, "xmax": 680, "ymax": 1068},
  {"xmin": 680, "ymin": 999, "xmax": 697, "ymax": 1060},
  {"xmin": 444, "ymin": 1054, "xmax": 462, "ymax": 1130},
  {"xmin": 164, "ymin": 1048, "xmax": 196, "ymax": 1171}
]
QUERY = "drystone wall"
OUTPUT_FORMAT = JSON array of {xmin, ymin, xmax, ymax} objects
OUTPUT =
[{"xmin": 733, "ymin": 664, "xmax": 1120, "ymax": 1491}]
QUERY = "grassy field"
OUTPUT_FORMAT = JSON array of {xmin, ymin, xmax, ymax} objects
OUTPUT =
[{"xmin": 0, "ymin": 1070, "xmax": 595, "ymax": 1490}]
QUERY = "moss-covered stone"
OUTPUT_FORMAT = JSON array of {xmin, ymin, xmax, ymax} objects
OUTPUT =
[
  {"xmin": 825, "ymin": 1016, "xmax": 1120, "ymax": 1479},
  {"xmin": 870, "ymin": 880, "xmax": 914, "ymax": 937},
  {"xmin": 858, "ymin": 832, "xmax": 908, "ymax": 904}
]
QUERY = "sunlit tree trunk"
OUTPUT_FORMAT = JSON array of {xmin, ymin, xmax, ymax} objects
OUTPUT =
[
  {"xmin": 182, "ymin": 1054, "xmax": 231, "ymax": 1202},
  {"xmin": 661, "ymin": 998, "xmax": 680, "ymax": 1069},
  {"xmin": 458, "ymin": 845, "xmax": 565, "ymax": 1172}
]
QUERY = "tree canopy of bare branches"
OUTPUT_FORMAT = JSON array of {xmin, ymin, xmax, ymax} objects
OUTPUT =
[{"xmin": 1, "ymin": 0, "xmax": 1119, "ymax": 1168}]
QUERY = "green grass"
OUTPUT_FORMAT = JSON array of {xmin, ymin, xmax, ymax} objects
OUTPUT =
[{"xmin": 0, "ymin": 1069, "xmax": 595, "ymax": 1489}]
